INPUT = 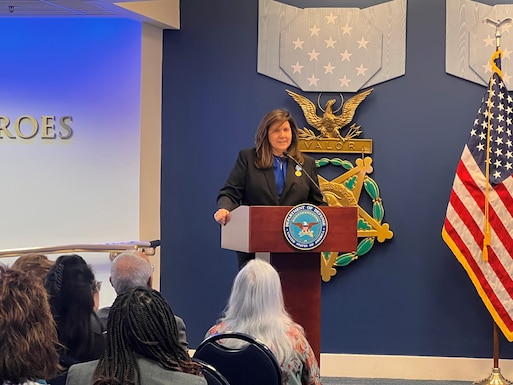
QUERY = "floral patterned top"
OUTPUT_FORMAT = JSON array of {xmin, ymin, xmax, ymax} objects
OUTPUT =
[{"xmin": 206, "ymin": 323, "xmax": 321, "ymax": 385}]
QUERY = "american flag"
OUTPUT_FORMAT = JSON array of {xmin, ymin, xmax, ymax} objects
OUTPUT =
[{"xmin": 442, "ymin": 49, "xmax": 513, "ymax": 341}]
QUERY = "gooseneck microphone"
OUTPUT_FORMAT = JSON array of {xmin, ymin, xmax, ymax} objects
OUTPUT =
[{"xmin": 282, "ymin": 151, "xmax": 326, "ymax": 203}]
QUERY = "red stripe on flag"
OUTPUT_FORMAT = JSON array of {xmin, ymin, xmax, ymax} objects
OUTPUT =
[{"xmin": 443, "ymin": 220, "xmax": 513, "ymax": 328}]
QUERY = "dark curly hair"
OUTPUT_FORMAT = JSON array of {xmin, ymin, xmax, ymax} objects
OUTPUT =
[{"xmin": 93, "ymin": 287, "xmax": 202, "ymax": 385}]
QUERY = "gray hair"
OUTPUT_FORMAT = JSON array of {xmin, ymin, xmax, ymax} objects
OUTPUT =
[
  {"xmin": 110, "ymin": 250, "xmax": 153, "ymax": 294},
  {"xmin": 217, "ymin": 259, "xmax": 296, "ymax": 364}
]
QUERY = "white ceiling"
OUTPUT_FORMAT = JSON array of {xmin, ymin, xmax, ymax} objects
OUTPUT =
[{"xmin": 0, "ymin": 0, "xmax": 180, "ymax": 28}]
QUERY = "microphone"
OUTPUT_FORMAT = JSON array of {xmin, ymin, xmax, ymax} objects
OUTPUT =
[{"xmin": 282, "ymin": 152, "xmax": 326, "ymax": 203}]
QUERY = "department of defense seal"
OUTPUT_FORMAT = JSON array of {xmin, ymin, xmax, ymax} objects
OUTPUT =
[{"xmin": 283, "ymin": 204, "xmax": 328, "ymax": 250}]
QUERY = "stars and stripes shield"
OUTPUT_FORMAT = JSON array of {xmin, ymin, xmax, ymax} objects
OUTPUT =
[{"xmin": 442, "ymin": 49, "xmax": 513, "ymax": 341}]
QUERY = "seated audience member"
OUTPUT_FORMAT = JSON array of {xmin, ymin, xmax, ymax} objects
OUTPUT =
[
  {"xmin": 11, "ymin": 253, "xmax": 54, "ymax": 282},
  {"xmin": 66, "ymin": 287, "xmax": 206, "ymax": 385},
  {"xmin": 97, "ymin": 250, "xmax": 188, "ymax": 349},
  {"xmin": 205, "ymin": 259, "xmax": 321, "ymax": 385},
  {"xmin": 44, "ymin": 254, "xmax": 105, "ymax": 373},
  {"xmin": 0, "ymin": 264, "xmax": 60, "ymax": 384}
]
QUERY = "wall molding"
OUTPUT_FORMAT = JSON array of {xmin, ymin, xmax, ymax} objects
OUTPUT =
[{"xmin": 320, "ymin": 353, "xmax": 513, "ymax": 381}]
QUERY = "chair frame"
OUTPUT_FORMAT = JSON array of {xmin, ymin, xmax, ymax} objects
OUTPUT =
[{"xmin": 193, "ymin": 331, "xmax": 282, "ymax": 385}]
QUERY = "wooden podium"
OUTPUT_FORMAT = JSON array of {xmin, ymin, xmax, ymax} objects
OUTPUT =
[{"xmin": 221, "ymin": 205, "xmax": 358, "ymax": 360}]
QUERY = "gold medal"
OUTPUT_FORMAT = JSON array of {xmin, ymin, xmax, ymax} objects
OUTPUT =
[{"xmin": 295, "ymin": 170, "xmax": 302, "ymax": 177}]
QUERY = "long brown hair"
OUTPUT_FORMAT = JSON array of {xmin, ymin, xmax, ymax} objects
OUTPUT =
[
  {"xmin": 0, "ymin": 264, "xmax": 60, "ymax": 383},
  {"xmin": 254, "ymin": 109, "xmax": 304, "ymax": 169},
  {"xmin": 93, "ymin": 287, "xmax": 202, "ymax": 385}
]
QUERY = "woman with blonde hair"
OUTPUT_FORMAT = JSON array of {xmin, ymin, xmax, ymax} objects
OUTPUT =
[
  {"xmin": 0, "ymin": 264, "xmax": 60, "ymax": 384},
  {"xmin": 205, "ymin": 259, "xmax": 321, "ymax": 385}
]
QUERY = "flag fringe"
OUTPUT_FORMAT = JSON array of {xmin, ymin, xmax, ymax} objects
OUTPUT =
[{"xmin": 442, "ymin": 227, "xmax": 513, "ymax": 342}]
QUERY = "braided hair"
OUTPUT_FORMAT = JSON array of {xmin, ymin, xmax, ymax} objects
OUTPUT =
[{"xmin": 93, "ymin": 287, "xmax": 202, "ymax": 385}]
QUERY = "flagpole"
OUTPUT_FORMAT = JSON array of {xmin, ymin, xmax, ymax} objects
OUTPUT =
[
  {"xmin": 473, "ymin": 323, "xmax": 511, "ymax": 385},
  {"xmin": 473, "ymin": 18, "xmax": 512, "ymax": 385}
]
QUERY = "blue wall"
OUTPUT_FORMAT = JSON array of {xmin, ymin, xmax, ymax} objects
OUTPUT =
[{"xmin": 161, "ymin": 0, "xmax": 513, "ymax": 358}]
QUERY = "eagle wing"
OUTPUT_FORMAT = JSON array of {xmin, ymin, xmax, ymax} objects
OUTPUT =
[
  {"xmin": 333, "ymin": 88, "xmax": 373, "ymax": 128},
  {"xmin": 286, "ymin": 89, "xmax": 323, "ymax": 130},
  {"xmin": 307, "ymin": 222, "xmax": 318, "ymax": 229},
  {"xmin": 293, "ymin": 222, "xmax": 305, "ymax": 229}
]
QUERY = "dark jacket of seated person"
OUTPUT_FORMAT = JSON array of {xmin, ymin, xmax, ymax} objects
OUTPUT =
[{"xmin": 66, "ymin": 287, "xmax": 206, "ymax": 385}]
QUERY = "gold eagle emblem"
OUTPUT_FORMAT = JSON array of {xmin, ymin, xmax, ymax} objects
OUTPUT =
[{"xmin": 287, "ymin": 88, "xmax": 373, "ymax": 140}]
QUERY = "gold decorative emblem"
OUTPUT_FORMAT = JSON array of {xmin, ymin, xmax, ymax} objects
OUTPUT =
[{"xmin": 287, "ymin": 89, "xmax": 393, "ymax": 282}]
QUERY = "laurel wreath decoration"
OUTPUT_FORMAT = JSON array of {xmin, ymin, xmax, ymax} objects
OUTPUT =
[{"xmin": 316, "ymin": 157, "xmax": 386, "ymax": 268}]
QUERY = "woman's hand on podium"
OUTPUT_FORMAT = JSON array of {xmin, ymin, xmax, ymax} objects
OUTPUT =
[{"xmin": 214, "ymin": 208, "xmax": 230, "ymax": 226}]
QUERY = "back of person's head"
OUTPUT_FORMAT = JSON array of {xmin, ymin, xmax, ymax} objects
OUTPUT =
[
  {"xmin": 226, "ymin": 258, "xmax": 287, "ymax": 320},
  {"xmin": 110, "ymin": 250, "xmax": 153, "ymax": 294},
  {"xmin": 220, "ymin": 259, "xmax": 295, "ymax": 363},
  {"xmin": 0, "ymin": 263, "xmax": 60, "ymax": 383},
  {"xmin": 93, "ymin": 287, "xmax": 201, "ymax": 384},
  {"xmin": 11, "ymin": 253, "xmax": 54, "ymax": 282},
  {"xmin": 45, "ymin": 254, "xmax": 98, "ymax": 360}
]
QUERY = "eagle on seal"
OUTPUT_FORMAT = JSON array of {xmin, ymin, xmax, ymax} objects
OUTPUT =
[{"xmin": 286, "ymin": 88, "xmax": 373, "ymax": 139}]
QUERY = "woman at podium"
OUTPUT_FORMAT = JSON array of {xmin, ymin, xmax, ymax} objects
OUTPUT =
[{"xmin": 213, "ymin": 109, "xmax": 325, "ymax": 268}]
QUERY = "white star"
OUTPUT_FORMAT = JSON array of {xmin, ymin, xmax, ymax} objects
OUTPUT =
[
  {"xmin": 502, "ymin": 23, "xmax": 512, "ymax": 34},
  {"xmin": 308, "ymin": 49, "xmax": 320, "ymax": 61},
  {"xmin": 477, "ymin": 143, "xmax": 485, "ymax": 151},
  {"xmin": 325, "ymin": 12, "xmax": 337, "ymax": 24},
  {"xmin": 340, "ymin": 49, "xmax": 352, "ymax": 62},
  {"xmin": 507, "ymin": 150, "xmax": 513, "ymax": 158},
  {"xmin": 325, "ymin": 37, "xmax": 336, "ymax": 49},
  {"xmin": 493, "ymin": 170, "xmax": 502, "ymax": 179},
  {"xmin": 471, "ymin": 128, "xmax": 477, "ymax": 136},
  {"xmin": 355, "ymin": 64, "xmax": 368, "ymax": 76},
  {"xmin": 498, "ymin": 125, "xmax": 505, "ymax": 133},
  {"xmin": 341, "ymin": 23, "xmax": 352, "ymax": 35},
  {"xmin": 483, "ymin": 35, "xmax": 495, "ymax": 47},
  {"xmin": 338, "ymin": 75, "xmax": 351, "ymax": 87},
  {"xmin": 357, "ymin": 37, "xmax": 369, "ymax": 49},
  {"xmin": 292, "ymin": 37, "xmax": 304, "ymax": 50},
  {"xmin": 291, "ymin": 61, "xmax": 304, "ymax": 74},
  {"xmin": 309, "ymin": 25, "xmax": 321, "ymax": 37},
  {"xmin": 506, "ymin": 162, "xmax": 513, "ymax": 170},
  {"xmin": 307, "ymin": 74, "xmax": 319, "ymax": 86},
  {"xmin": 483, "ymin": 61, "xmax": 492, "ymax": 74},
  {"xmin": 323, "ymin": 62, "xmax": 336, "ymax": 74}
]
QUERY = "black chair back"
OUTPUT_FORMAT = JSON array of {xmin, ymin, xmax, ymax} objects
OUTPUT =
[
  {"xmin": 192, "ymin": 357, "xmax": 231, "ymax": 385},
  {"xmin": 193, "ymin": 332, "xmax": 282, "ymax": 385}
]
